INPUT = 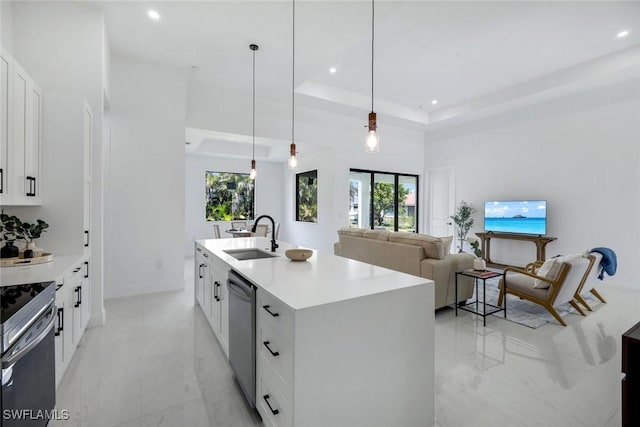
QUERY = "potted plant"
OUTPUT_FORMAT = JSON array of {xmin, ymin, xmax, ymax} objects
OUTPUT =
[
  {"xmin": 0, "ymin": 213, "xmax": 20, "ymax": 258},
  {"xmin": 17, "ymin": 219, "xmax": 49, "ymax": 258},
  {"xmin": 468, "ymin": 237, "xmax": 486, "ymax": 271},
  {"xmin": 450, "ymin": 201, "xmax": 476, "ymax": 253},
  {"xmin": 0, "ymin": 214, "xmax": 49, "ymax": 259}
]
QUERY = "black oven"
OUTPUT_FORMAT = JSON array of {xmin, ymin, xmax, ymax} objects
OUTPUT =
[{"xmin": 1, "ymin": 282, "xmax": 56, "ymax": 427}]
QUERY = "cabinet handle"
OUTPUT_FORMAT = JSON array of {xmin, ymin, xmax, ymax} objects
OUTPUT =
[
  {"xmin": 0, "ymin": 168, "xmax": 3, "ymax": 193},
  {"xmin": 84, "ymin": 230, "xmax": 90, "ymax": 247},
  {"xmin": 84, "ymin": 261, "xmax": 89, "ymax": 278},
  {"xmin": 32, "ymin": 176, "xmax": 36, "ymax": 196},
  {"xmin": 25, "ymin": 176, "xmax": 33, "ymax": 196},
  {"xmin": 262, "ymin": 305, "xmax": 279, "ymax": 317},
  {"xmin": 198, "ymin": 264, "xmax": 204, "ymax": 278},
  {"xmin": 216, "ymin": 282, "xmax": 222, "ymax": 301},
  {"xmin": 73, "ymin": 267, "xmax": 81, "ymax": 273},
  {"xmin": 74, "ymin": 286, "xmax": 81, "ymax": 307},
  {"xmin": 262, "ymin": 395, "xmax": 280, "ymax": 416},
  {"xmin": 55, "ymin": 307, "xmax": 64, "ymax": 336},
  {"xmin": 263, "ymin": 341, "xmax": 280, "ymax": 357},
  {"xmin": 55, "ymin": 283, "xmax": 63, "ymax": 291},
  {"xmin": 214, "ymin": 281, "xmax": 221, "ymax": 301},
  {"xmin": 203, "ymin": 253, "xmax": 208, "ymax": 258}
]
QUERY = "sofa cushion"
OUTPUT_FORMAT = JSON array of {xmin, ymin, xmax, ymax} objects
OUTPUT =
[
  {"xmin": 363, "ymin": 229, "xmax": 391, "ymax": 241},
  {"xmin": 503, "ymin": 272, "xmax": 549, "ymax": 299},
  {"xmin": 389, "ymin": 232, "xmax": 445, "ymax": 260},
  {"xmin": 337, "ymin": 227, "xmax": 365, "ymax": 238}
]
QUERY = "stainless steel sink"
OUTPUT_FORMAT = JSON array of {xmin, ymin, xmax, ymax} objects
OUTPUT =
[{"xmin": 223, "ymin": 248, "xmax": 277, "ymax": 261}]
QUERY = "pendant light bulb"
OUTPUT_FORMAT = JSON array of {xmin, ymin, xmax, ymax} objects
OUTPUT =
[
  {"xmin": 288, "ymin": 143, "xmax": 298, "ymax": 170},
  {"xmin": 250, "ymin": 159, "xmax": 257, "ymax": 180},
  {"xmin": 366, "ymin": 111, "xmax": 379, "ymax": 153}
]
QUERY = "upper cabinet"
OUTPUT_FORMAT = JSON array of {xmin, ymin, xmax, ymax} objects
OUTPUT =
[{"xmin": 0, "ymin": 47, "xmax": 43, "ymax": 206}]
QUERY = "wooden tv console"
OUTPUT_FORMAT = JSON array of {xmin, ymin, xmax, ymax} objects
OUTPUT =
[{"xmin": 476, "ymin": 232, "xmax": 557, "ymax": 269}]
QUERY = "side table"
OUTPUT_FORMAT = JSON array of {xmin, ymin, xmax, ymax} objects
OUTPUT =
[{"xmin": 455, "ymin": 270, "xmax": 506, "ymax": 326}]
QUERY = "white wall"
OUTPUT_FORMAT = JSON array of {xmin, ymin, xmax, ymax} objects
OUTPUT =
[
  {"xmin": 0, "ymin": 1, "xmax": 13, "ymax": 52},
  {"xmin": 281, "ymin": 124, "xmax": 426, "ymax": 254},
  {"xmin": 184, "ymin": 154, "xmax": 284, "ymax": 254},
  {"xmin": 105, "ymin": 54, "xmax": 186, "ymax": 298},
  {"xmin": 425, "ymin": 78, "xmax": 640, "ymax": 289},
  {"xmin": 8, "ymin": 1, "xmax": 106, "ymax": 324}
]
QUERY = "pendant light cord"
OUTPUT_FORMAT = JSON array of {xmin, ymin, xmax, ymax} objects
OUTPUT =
[
  {"xmin": 292, "ymin": 0, "xmax": 296, "ymax": 146},
  {"xmin": 371, "ymin": 0, "xmax": 374, "ymax": 112},
  {"xmin": 252, "ymin": 48, "xmax": 256, "ymax": 160}
]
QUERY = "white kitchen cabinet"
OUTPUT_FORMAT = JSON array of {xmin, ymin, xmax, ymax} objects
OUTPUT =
[
  {"xmin": 209, "ymin": 255, "xmax": 229, "ymax": 357},
  {"xmin": 0, "ymin": 48, "xmax": 12, "ymax": 204},
  {"xmin": 83, "ymin": 102, "xmax": 92, "ymax": 255},
  {"xmin": 195, "ymin": 237, "xmax": 434, "ymax": 427},
  {"xmin": 54, "ymin": 278, "xmax": 66, "ymax": 388},
  {"xmin": 194, "ymin": 243, "xmax": 230, "ymax": 358},
  {"xmin": 0, "ymin": 47, "xmax": 42, "ymax": 206}
]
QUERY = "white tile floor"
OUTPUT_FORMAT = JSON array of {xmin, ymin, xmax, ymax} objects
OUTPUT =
[{"xmin": 53, "ymin": 259, "xmax": 637, "ymax": 427}]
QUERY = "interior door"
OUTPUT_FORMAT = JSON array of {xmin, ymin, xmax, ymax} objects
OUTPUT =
[{"xmin": 427, "ymin": 167, "xmax": 455, "ymax": 245}]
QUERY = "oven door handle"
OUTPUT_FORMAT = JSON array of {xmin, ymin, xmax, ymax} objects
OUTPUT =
[{"xmin": 2, "ymin": 305, "xmax": 56, "ymax": 369}]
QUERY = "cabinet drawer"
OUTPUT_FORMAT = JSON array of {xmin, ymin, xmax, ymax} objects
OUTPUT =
[
  {"xmin": 258, "ymin": 319, "xmax": 293, "ymax": 399},
  {"xmin": 257, "ymin": 290, "xmax": 294, "ymax": 337},
  {"xmin": 257, "ymin": 354, "xmax": 293, "ymax": 427}
]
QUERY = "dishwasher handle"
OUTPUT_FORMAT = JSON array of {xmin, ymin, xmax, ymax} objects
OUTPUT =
[{"xmin": 227, "ymin": 278, "xmax": 253, "ymax": 302}]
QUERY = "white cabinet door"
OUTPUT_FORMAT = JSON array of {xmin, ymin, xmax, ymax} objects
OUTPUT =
[
  {"xmin": 0, "ymin": 49, "xmax": 11, "ymax": 204},
  {"xmin": 24, "ymin": 82, "xmax": 42, "ymax": 203},
  {"xmin": 11, "ymin": 62, "xmax": 27, "ymax": 203},
  {"xmin": 54, "ymin": 281, "xmax": 66, "ymax": 388},
  {"xmin": 81, "ymin": 260, "xmax": 91, "ymax": 330},
  {"xmin": 83, "ymin": 103, "xmax": 92, "ymax": 254}
]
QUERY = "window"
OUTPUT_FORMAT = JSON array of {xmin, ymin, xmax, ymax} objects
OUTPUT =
[
  {"xmin": 349, "ymin": 169, "xmax": 418, "ymax": 232},
  {"xmin": 205, "ymin": 171, "xmax": 254, "ymax": 221},
  {"xmin": 296, "ymin": 170, "xmax": 318, "ymax": 223}
]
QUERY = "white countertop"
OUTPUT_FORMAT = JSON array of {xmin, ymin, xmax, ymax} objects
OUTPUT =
[
  {"xmin": 196, "ymin": 237, "xmax": 432, "ymax": 310},
  {"xmin": 0, "ymin": 254, "xmax": 84, "ymax": 287}
]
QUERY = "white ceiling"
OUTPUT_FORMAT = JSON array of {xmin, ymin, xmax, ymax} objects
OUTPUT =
[{"xmin": 101, "ymin": 0, "xmax": 640, "ymax": 155}]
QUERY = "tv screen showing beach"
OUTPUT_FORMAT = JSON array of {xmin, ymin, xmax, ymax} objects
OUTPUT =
[{"xmin": 484, "ymin": 200, "xmax": 547, "ymax": 235}]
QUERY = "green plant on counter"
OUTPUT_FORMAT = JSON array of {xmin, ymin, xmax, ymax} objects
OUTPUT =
[{"xmin": 0, "ymin": 213, "xmax": 49, "ymax": 243}]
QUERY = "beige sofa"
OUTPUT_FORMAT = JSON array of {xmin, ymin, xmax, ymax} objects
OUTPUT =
[{"xmin": 333, "ymin": 227, "xmax": 475, "ymax": 309}]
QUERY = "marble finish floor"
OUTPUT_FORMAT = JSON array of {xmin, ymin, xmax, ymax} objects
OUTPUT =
[{"xmin": 53, "ymin": 259, "xmax": 637, "ymax": 426}]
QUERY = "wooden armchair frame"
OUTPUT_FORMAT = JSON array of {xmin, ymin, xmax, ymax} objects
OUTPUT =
[
  {"xmin": 572, "ymin": 254, "xmax": 601, "ymax": 311},
  {"xmin": 498, "ymin": 262, "xmax": 586, "ymax": 326}
]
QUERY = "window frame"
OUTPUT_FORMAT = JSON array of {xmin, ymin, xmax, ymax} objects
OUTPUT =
[
  {"xmin": 204, "ymin": 170, "xmax": 255, "ymax": 221},
  {"xmin": 349, "ymin": 168, "xmax": 419, "ymax": 232},
  {"xmin": 295, "ymin": 169, "xmax": 318, "ymax": 223}
]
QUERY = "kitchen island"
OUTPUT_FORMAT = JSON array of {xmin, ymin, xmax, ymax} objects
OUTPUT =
[{"xmin": 195, "ymin": 237, "xmax": 435, "ymax": 427}]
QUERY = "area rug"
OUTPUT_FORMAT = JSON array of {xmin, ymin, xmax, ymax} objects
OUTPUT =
[{"xmin": 468, "ymin": 277, "xmax": 601, "ymax": 329}]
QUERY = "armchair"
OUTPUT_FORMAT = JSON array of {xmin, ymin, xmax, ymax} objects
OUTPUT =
[
  {"xmin": 574, "ymin": 252, "xmax": 606, "ymax": 311},
  {"xmin": 498, "ymin": 255, "xmax": 593, "ymax": 326}
]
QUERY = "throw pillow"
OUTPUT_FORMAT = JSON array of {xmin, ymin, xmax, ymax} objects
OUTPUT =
[
  {"xmin": 441, "ymin": 236, "xmax": 453, "ymax": 254},
  {"xmin": 388, "ymin": 233, "xmax": 445, "ymax": 260},
  {"xmin": 337, "ymin": 227, "xmax": 365, "ymax": 238},
  {"xmin": 533, "ymin": 258, "xmax": 562, "ymax": 289}
]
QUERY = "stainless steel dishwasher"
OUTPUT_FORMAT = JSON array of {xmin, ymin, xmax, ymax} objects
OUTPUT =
[{"xmin": 227, "ymin": 270, "xmax": 256, "ymax": 408}]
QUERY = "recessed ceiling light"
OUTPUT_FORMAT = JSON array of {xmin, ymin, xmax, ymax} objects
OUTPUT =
[
  {"xmin": 148, "ymin": 10, "xmax": 160, "ymax": 21},
  {"xmin": 431, "ymin": 99, "xmax": 438, "ymax": 105},
  {"xmin": 329, "ymin": 67, "xmax": 337, "ymax": 74},
  {"xmin": 617, "ymin": 30, "xmax": 629, "ymax": 38}
]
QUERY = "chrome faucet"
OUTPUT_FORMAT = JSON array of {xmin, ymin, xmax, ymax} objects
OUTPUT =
[{"xmin": 252, "ymin": 215, "xmax": 279, "ymax": 252}]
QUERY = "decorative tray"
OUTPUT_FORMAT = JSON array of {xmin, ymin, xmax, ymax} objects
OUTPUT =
[{"xmin": 0, "ymin": 253, "xmax": 54, "ymax": 267}]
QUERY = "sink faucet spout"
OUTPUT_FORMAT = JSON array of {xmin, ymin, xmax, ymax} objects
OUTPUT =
[{"xmin": 252, "ymin": 215, "xmax": 279, "ymax": 252}]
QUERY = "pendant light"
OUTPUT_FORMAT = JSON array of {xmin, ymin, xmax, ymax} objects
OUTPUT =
[
  {"xmin": 288, "ymin": 0, "xmax": 298, "ymax": 170},
  {"xmin": 250, "ymin": 44, "xmax": 259, "ymax": 179},
  {"xmin": 365, "ymin": 0, "xmax": 379, "ymax": 153}
]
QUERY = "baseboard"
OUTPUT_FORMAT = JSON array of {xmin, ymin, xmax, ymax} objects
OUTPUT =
[{"xmin": 104, "ymin": 279, "xmax": 185, "ymax": 299}]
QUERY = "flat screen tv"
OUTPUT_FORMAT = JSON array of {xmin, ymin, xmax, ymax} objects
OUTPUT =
[{"xmin": 484, "ymin": 200, "xmax": 547, "ymax": 235}]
